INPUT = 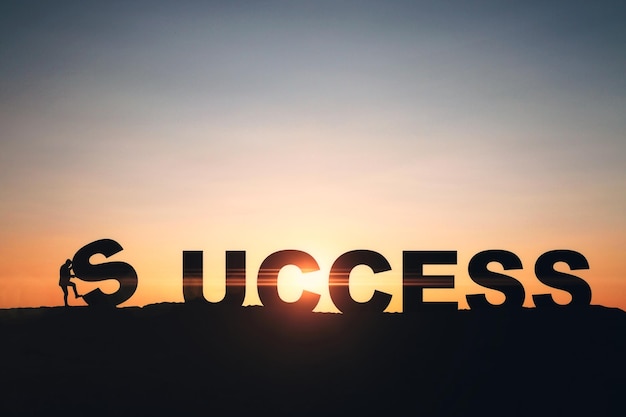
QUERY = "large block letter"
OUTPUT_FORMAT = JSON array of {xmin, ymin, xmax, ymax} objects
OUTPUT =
[
  {"xmin": 182, "ymin": 251, "xmax": 246, "ymax": 306},
  {"xmin": 329, "ymin": 250, "xmax": 392, "ymax": 314},
  {"xmin": 72, "ymin": 239, "xmax": 138, "ymax": 307},
  {"xmin": 533, "ymin": 250, "xmax": 591, "ymax": 308},
  {"xmin": 257, "ymin": 250, "xmax": 320, "ymax": 312},
  {"xmin": 403, "ymin": 251, "xmax": 457, "ymax": 312},
  {"xmin": 466, "ymin": 250, "xmax": 525, "ymax": 310}
]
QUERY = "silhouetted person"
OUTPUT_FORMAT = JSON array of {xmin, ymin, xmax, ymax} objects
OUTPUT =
[{"xmin": 59, "ymin": 259, "xmax": 80, "ymax": 306}]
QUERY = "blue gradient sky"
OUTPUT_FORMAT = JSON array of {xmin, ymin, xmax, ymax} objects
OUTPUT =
[{"xmin": 1, "ymin": 1, "xmax": 625, "ymax": 309}]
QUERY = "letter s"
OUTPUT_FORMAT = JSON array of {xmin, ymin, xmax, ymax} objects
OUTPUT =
[
  {"xmin": 532, "ymin": 250, "xmax": 591, "ymax": 308},
  {"xmin": 466, "ymin": 250, "xmax": 525, "ymax": 310},
  {"xmin": 72, "ymin": 239, "xmax": 138, "ymax": 307}
]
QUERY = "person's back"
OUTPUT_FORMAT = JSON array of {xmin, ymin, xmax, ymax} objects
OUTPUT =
[{"xmin": 59, "ymin": 262, "xmax": 71, "ymax": 286}]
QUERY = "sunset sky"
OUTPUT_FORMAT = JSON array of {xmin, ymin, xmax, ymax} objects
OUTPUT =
[{"xmin": 1, "ymin": 1, "xmax": 625, "ymax": 311}]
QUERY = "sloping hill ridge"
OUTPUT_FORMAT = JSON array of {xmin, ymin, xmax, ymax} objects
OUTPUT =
[{"xmin": 1, "ymin": 304, "xmax": 624, "ymax": 416}]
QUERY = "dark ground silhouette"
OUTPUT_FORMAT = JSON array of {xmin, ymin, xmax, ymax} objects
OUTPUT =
[{"xmin": 0, "ymin": 304, "xmax": 624, "ymax": 416}]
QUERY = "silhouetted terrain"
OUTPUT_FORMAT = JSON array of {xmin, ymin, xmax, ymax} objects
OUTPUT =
[{"xmin": 0, "ymin": 304, "xmax": 624, "ymax": 416}]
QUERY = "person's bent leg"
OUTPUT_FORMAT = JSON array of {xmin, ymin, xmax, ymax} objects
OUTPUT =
[{"xmin": 69, "ymin": 282, "xmax": 79, "ymax": 298}]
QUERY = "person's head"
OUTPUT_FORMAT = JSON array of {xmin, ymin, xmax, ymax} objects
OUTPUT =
[{"xmin": 65, "ymin": 259, "xmax": 72, "ymax": 267}]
